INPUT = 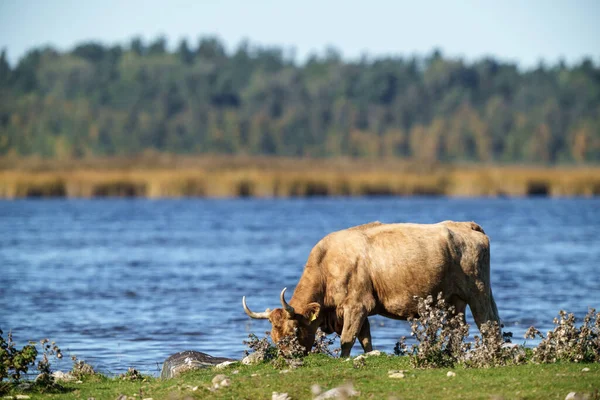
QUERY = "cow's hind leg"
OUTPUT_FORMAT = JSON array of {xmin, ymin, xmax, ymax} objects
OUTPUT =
[
  {"xmin": 357, "ymin": 317, "xmax": 373, "ymax": 353},
  {"xmin": 339, "ymin": 306, "xmax": 368, "ymax": 357}
]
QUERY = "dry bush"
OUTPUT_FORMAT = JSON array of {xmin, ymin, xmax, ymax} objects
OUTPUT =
[
  {"xmin": 463, "ymin": 321, "xmax": 526, "ymax": 368},
  {"xmin": 311, "ymin": 330, "xmax": 340, "ymax": 356},
  {"xmin": 395, "ymin": 293, "xmax": 470, "ymax": 368},
  {"xmin": 243, "ymin": 332, "xmax": 278, "ymax": 363},
  {"xmin": 395, "ymin": 294, "xmax": 526, "ymax": 368},
  {"xmin": 119, "ymin": 367, "xmax": 144, "ymax": 381},
  {"xmin": 244, "ymin": 329, "xmax": 339, "ymax": 368},
  {"xmin": 71, "ymin": 359, "xmax": 95, "ymax": 379},
  {"xmin": 525, "ymin": 309, "xmax": 600, "ymax": 363}
]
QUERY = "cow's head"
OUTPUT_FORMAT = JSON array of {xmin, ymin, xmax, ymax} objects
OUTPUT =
[{"xmin": 242, "ymin": 288, "xmax": 321, "ymax": 353}]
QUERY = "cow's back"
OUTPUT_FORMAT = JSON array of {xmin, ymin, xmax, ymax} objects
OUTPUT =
[{"xmin": 314, "ymin": 221, "xmax": 490, "ymax": 318}]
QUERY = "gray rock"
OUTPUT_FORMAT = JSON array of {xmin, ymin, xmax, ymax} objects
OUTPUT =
[
  {"xmin": 215, "ymin": 360, "xmax": 238, "ymax": 369},
  {"xmin": 314, "ymin": 383, "xmax": 359, "ymax": 400},
  {"xmin": 51, "ymin": 371, "xmax": 76, "ymax": 382},
  {"xmin": 565, "ymin": 393, "xmax": 591, "ymax": 400},
  {"xmin": 160, "ymin": 351, "xmax": 236, "ymax": 379},
  {"xmin": 241, "ymin": 352, "xmax": 265, "ymax": 365}
]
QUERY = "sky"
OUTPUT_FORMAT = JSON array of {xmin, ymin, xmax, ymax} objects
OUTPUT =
[{"xmin": 0, "ymin": 0, "xmax": 599, "ymax": 68}]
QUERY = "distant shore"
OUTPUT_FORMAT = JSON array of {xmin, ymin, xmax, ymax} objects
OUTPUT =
[{"xmin": 1, "ymin": 155, "xmax": 599, "ymax": 198}]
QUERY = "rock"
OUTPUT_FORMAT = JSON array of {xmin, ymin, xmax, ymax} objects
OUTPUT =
[
  {"xmin": 311, "ymin": 384, "xmax": 322, "ymax": 395},
  {"xmin": 160, "ymin": 351, "xmax": 236, "ymax": 379},
  {"xmin": 565, "ymin": 393, "xmax": 590, "ymax": 400},
  {"xmin": 14, "ymin": 396, "xmax": 31, "ymax": 400},
  {"xmin": 389, "ymin": 372, "xmax": 405, "ymax": 379},
  {"xmin": 447, "ymin": 371, "xmax": 456, "ymax": 377},
  {"xmin": 115, "ymin": 396, "xmax": 128, "ymax": 400},
  {"xmin": 352, "ymin": 355, "xmax": 366, "ymax": 368},
  {"xmin": 215, "ymin": 360, "xmax": 238, "ymax": 369},
  {"xmin": 365, "ymin": 350, "xmax": 382, "ymax": 357},
  {"xmin": 314, "ymin": 383, "xmax": 359, "ymax": 400},
  {"xmin": 51, "ymin": 371, "xmax": 76, "ymax": 382},
  {"xmin": 280, "ymin": 369, "xmax": 290, "ymax": 374},
  {"xmin": 242, "ymin": 352, "xmax": 264, "ymax": 365},
  {"xmin": 16, "ymin": 383, "xmax": 32, "ymax": 391},
  {"xmin": 565, "ymin": 392, "xmax": 588, "ymax": 400},
  {"xmin": 581, "ymin": 367, "xmax": 590, "ymax": 372},
  {"xmin": 212, "ymin": 374, "xmax": 230, "ymax": 389},
  {"xmin": 212, "ymin": 374, "xmax": 228, "ymax": 385},
  {"xmin": 272, "ymin": 392, "xmax": 292, "ymax": 400},
  {"xmin": 220, "ymin": 378, "xmax": 231, "ymax": 387}
]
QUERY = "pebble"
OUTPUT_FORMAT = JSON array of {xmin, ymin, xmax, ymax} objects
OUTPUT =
[
  {"xmin": 220, "ymin": 378, "xmax": 231, "ymax": 387},
  {"xmin": 242, "ymin": 352, "xmax": 264, "ymax": 365},
  {"xmin": 447, "ymin": 371, "xmax": 456, "ymax": 377},
  {"xmin": 311, "ymin": 384, "xmax": 322, "ymax": 395},
  {"xmin": 215, "ymin": 361, "xmax": 238, "ymax": 369},
  {"xmin": 389, "ymin": 372, "xmax": 405, "ymax": 379},
  {"xmin": 211, "ymin": 374, "xmax": 228, "ymax": 385},
  {"xmin": 211, "ymin": 374, "xmax": 230, "ymax": 389},
  {"xmin": 565, "ymin": 392, "xmax": 589, "ymax": 400},
  {"xmin": 314, "ymin": 383, "xmax": 359, "ymax": 400},
  {"xmin": 51, "ymin": 371, "xmax": 76, "ymax": 382}
]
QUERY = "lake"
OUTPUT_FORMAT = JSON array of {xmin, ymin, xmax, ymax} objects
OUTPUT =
[{"xmin": 1, "ymin": 198, "xmax": 599, "ymax": 375}]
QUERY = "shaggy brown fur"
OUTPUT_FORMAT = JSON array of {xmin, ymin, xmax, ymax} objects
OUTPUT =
[{"xmin": 243, "ymin": 220, "xmax": 500, "ymax": 357}]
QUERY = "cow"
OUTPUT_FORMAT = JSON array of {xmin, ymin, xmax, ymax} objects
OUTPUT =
[{"xmin": 242, "ymin": 220, "xmax": 501, "ymax": 357}]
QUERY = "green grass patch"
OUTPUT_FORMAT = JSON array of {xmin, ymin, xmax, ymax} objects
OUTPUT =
[{"xmin": 5, "ymin": 354, "xmax": 599, "ymax": 400}]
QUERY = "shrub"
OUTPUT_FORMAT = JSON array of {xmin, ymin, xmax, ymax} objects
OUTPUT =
[
  {"xmin": 119, "ymin": 367, "xmax": 144, "ymax": 381},
  {"xmin": 311, "ymin": 330, "xmax": 340, "ymax": 356},
  {"xmin": 71, "ymin": 359, "xmax": 95, "ymax": 379},
  {"xmin": 243, "ymin": 332, "xmax": 278, "ymax": 363},
  {"xmin": 463, "ymin": 321, "xmax": 526, "ymax": 368},
  {"xmin": 525, "ymin": 308, "xmax": 600, "ymax": 363},
  {"xmin": 395, "ymin": 293, "xmax": 470, "ymax": 368},
  {"xmin": 0, "ymin": 330, "xmax": 38, "ymax": 384}
]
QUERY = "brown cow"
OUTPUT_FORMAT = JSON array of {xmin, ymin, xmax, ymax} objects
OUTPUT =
[{"xmin": 242, "ymin": 221, "xmax": 500, "ymax": 357}]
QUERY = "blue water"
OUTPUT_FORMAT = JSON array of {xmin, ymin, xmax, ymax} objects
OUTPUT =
[{"xmin": 1, "ymin": 198, "xmax": 599, "ymax": 375}]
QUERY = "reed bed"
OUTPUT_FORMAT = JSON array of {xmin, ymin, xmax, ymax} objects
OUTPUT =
[{"xmin": 0, "ymin": 156, "xmax": 599, "ymax": 198}]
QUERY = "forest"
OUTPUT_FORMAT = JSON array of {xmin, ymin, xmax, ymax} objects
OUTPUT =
[{"xmin": 0, "ymin": 36, "xmax": 599, "ymax": 164}]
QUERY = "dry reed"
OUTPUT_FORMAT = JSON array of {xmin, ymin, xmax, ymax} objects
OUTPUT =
[{"xmin": 1, "ymin": 155, "xmax": 598, "ymax": 198}]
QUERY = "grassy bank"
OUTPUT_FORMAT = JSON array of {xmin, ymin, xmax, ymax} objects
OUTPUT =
[
  {"xmin": 4, "ymin": 354, "xmax": 599, "ymax": 400},
  {"xmin": 1, "ymin": 155, "xmax": 599, "ymax": 198}
]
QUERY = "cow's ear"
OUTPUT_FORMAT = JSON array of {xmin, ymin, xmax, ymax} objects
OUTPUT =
[{"xmin": 304, "ymin": 302, "xmax": 321, "ymax": 323}]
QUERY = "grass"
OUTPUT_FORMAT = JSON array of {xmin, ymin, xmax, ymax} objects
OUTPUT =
[
  {"xmin": 4, "ymin": 354, "xmax": 599, "ymax": 400},
  {"xmin": 1, "ymin": 154, "xmax": 599, "ymax": 198}
]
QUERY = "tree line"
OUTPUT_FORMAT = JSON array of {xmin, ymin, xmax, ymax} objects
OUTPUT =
[{"xmin": 0, "ymin": 36, "xmax": 598, "ymax": 163}]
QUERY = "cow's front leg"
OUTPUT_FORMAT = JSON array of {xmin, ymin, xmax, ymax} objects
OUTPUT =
[
  {"xmin": 340, "ymin": 307, "xmax": 367, "ymax": 357},
  {"xmin": 357, "ymin": 317, "xmax": 372, "ymax": 353}
]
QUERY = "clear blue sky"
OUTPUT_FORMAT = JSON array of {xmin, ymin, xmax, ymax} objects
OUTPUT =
[{"xmin": 1, "ymin": 0, "xmax": 598, "ymax": 68}]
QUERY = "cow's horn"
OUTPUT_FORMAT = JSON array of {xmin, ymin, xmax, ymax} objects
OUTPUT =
[
  {"xmin": 242, "ymin": 296, "xmax": 272, "ymax": 319},
  {"xmin": 280, "ymin": 287, "xmax": 295, "ymax": 316}
]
